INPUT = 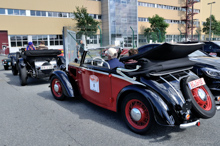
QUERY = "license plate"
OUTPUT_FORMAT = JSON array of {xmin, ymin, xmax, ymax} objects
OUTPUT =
[
  {"xmin": 188, "ymin": 78, "xmax": 205, "ymax": 90},
  {"xmin": 41, "ymin": 65, "xmax": 53, "ymax": 70}
]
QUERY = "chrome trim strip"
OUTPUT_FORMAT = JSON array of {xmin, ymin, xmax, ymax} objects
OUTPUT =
[
  {"xmin": 112, "ymin": 74, "xmax": 146, "ymax": 86},
  {"xmin": 160, "ymin": 76, "xmax": 185, "ymax": 103},
  {"xmin": 81, "ymin": 67, "xmax": 109, "ymax": 75},
  {"xmin": 149, "ymin": 67, "xmax": 193, "ymax": 76},
  {"xmin": 179, "ymin": 120, "xmax": 200, "ymax": 129}
]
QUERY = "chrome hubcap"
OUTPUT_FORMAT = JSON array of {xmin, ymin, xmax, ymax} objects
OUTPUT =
[
  {"xmin": 198, "ymin": 89, "xmax": 207, "ymax": 101},
  {"xmin": 130, "ymin": 108, "xmax": 141, "ymax": 121},
  {"xmin": 54, "ymin": 83, "xmax": 59, "ymax": 93}
]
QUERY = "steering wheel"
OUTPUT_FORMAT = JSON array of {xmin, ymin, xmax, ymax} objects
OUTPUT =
[{"xmin": 91, "ymin": 57, "xmax": 110, "ymax": 69}]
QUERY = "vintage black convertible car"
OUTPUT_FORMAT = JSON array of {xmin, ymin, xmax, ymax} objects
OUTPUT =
[
  {"xmin": 49, "ymin": 43, "xmax": 217, "ymax": 134},
  {"xmin": 14, "ymin": 49, "xmax": 64, "ymax": 86}
]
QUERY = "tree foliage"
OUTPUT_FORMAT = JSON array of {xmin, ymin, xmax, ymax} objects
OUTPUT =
[
  {"xmin": 144, "ymin": 14, "xmax": 169, "ymax": 42},
  {"xmin": 202, "ymin": 15, "xmax": 220, "ymax": 35},
  {"xmin": 73, "ymin": 6, "xmax": 99, "ymax": 41}
]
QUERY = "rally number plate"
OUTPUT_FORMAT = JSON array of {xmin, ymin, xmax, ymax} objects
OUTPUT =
[
  {"xmin": 41, "ymin": 65, "xmax": 53, "ymax": 70},
  {"xmin": 188, "ymin": 78, "xmax": 205, "ymax": 90}
]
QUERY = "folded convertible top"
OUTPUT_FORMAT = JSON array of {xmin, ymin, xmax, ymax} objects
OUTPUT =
[
  {"xmin": 120, "ymin": 42, "xmax": 204, "ymax": 61},
  {"xmin": 24, "ymin": 50, "xmax": 61, "ymax": 57}
]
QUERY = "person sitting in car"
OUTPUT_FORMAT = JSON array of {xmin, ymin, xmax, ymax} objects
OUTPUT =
[
  {"xmin": 26, "ymin": 42, "xmax": 36, "ymax": 51},
  {"xmin": 126, "ymin": 48, "xmax": 138, "ymax": 63},
  {"xmin": 104, "ymin": 48, "xmax": 124, "ymax": 69},
  {"xmin": 37, "ymin": 41, "xmax": 48, "ymax": 50}
]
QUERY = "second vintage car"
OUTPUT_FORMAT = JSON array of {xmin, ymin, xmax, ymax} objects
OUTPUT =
[{"xmin": 50, "ymin": 43, "xmax": 217, "ymax": 134}]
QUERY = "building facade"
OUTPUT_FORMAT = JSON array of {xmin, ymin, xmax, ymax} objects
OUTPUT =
[{"xmin": 0, "ymin": 0, "xmax": 219, "ymax": 53}]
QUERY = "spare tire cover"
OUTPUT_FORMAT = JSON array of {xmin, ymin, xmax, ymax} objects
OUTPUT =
[{"xmin": 181, "ymin": 75, "xmax": 216, "ymax": 119}]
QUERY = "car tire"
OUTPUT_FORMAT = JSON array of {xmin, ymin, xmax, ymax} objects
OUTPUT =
[
  {"xmin": 19, "ymin": 65, "xmax": 27, "ymax": 86},
  {"xmin": 12, "ymin": 65, "xmax": 18, "ymax": 76},
  {"xmin": 4, "ymin": 66, "xmax": 8, "ymax": 70},
  {"xmin": 50, "ymin": 76, "xmax": 66, "ymax": 100},
  {"xmin": 121, "ymin": 93, "xmax": 155, "ymax": 134},
  {"xmin": 181, "ymin": 76, "xmax": 216, "ymax": 119},
  {"xmin": 11, "ymin": 58, "xmax": 18, "ymax": 75}
]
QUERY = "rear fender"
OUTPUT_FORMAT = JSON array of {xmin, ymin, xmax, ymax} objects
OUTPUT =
[
  {"xmin": 50, "ymin": 70, "xmax": 74, "ymax": 97},
  {"xmin": 117, "ymin": 85, "xmax": 175, "ymax": 126}
]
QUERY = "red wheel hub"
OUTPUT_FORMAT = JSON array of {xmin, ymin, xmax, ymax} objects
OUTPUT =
[
  {"xmin": 52, "ymin": 79, "xmax": 62, "ymax": 97},
  {"xmin": 125, "ymin": 99, "xmax": 150, "ymax": 130},
  {"xmin": 191, "ymin": 86, "xmax": 212, "ymax": 111}
]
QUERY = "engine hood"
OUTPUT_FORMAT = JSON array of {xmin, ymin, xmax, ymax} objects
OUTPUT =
[{"xmin": 189, "ymin": 57, "xmax": 220, "ymax": 70}]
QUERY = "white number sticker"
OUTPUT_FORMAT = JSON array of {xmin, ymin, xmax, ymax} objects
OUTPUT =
[{"xmin": 90, "ymin": 75, "xmax": 99, "ymax": 93}]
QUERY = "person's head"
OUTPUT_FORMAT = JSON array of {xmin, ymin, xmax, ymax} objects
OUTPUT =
[
  {"xmin": 106, "ymin": 48, "xmax": 117, "ymax": 60},
  {"xmin": 28, "ymin": 42, "xmax": 33, "ymax": 47},
  {"xmin": 80, "ymin": 40, "xmax": 83, "ymax": 44},
  {"xmin": 128, "ymin": 49, "xmax": 138, "ymax": 56},
  {"xmin": 40, "ymin": 41, "xmax": 45, "ymax": 45}
]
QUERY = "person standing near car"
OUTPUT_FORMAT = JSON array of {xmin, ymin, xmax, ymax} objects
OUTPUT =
[
  {"xmin": 26, "ymin": 42, "xmax": 36, "ymax": 50},
  {"xmin": 79, "ymin": 40, "xmax": 85, "ymax": 57},
  {"xmin": 37, "ymin": 41, "xmax": 48, "ymax": 50}
]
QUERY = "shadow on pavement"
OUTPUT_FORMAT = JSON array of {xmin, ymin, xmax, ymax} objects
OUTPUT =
[{"xmin": 37, "ymin": 90, "xmax": 186, "ymax": 141}]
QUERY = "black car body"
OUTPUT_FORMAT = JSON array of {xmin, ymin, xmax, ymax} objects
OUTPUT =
[
  {"xmin": 202, "ymin": 41, "xmax": 220, "ymax": 57},
  {"xmin": 189, "ymin": 50, "xmax": 220, "ymax": 95},
  {"xmin": 49, "ymin": 43, "xmax": 217, "ymax": 134},
  {"xmin": 2, "ymin": 57, "xmax": 11, "ymax": 70},
  {"xmin": 14, "ymin": 49, "xmax": 64, "ymax": 86},
  {"xmin": 138, "ymin": 43, "xmax": 161, "ymax": 54}
]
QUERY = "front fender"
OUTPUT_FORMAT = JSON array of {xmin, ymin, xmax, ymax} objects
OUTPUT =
[
  {"xmin": 11, "ymin": 56, "xmax": 16, "ymax": 66},
  {"xmin": 50, "ymin": 70, "xmax": 74, "ymax": 97},
  {"xmin": 18, "ymin": 58, "xmax": 25, "ymax": 68},
  {"xmin": 117, "ymin": 85, "xmax": 175, "ymax": 126}
]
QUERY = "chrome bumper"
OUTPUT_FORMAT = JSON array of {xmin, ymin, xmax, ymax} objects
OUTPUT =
[
  {"xmin": 216, "ymin": 106, "xmax": 220, "ymax": 111},
  {"xmin": 179, "ymin": 120, "xmax": 200, "ymax": 129}
]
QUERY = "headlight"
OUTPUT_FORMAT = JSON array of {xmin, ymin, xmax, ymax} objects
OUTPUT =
[{"xmin": 201, "ymin": 67, "xmax": 220, "ymax": 78}]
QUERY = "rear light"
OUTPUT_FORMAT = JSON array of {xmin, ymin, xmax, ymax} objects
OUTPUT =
[
  {"xmin": 217, "ymin": 96, "xmax": 220, "ymax": 101},
  {"xmin": 196, "ymin": 122, "xmax": 201, "ymax": 127},
  {"xmin": 185, "ymin": 114, "xmax": 190, "ymax": 120}
]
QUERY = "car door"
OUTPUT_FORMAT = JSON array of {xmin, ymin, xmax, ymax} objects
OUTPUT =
[{"xmin": 78, "ymin": 67, "xmax": 112, "ymax": 108}]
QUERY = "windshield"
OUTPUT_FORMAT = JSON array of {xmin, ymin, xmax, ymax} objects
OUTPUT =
[
  {"xmin": 188, "ymin": 50, "xmax": 208, "ymax": 57},
  {"xmin": 84, "ymin": 48, "xmax": 107, "ymax": 64}
]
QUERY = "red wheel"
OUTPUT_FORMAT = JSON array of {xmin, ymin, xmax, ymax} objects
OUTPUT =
[
  {"xmin": 191, "ymin": 86, "xmax": 212, "ymax": 111},
  {"xmin": 122, "ymin": 93, "xmax": 154, "ymax": 134},
  {"xmin": 181, "ymin": 76, "xmax": 216, "ymax": 119},
  {"xmin": 50, "ymin": 76, "xmax": 65, "ymax": 100}
]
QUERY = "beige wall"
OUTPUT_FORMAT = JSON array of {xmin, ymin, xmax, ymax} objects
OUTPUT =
[
  {"xmin": 0, "ymin": 0, "xmax": 101, "ymax": 35},
  {"xmin": 0, "ymin": 0, "xmax": 101, "ymax": 14}
]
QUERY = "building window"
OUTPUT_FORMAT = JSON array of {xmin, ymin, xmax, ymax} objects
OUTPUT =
[
  {"xmin": 32, "ymin": 35, "xmax": 48, "ymax": 46},
  {"xmin": 8, "ymin": 9, "xmax": 26, "ymax": 16},
  {"xmin": 10, "ymin": 35, "xmax": 28, "ymax": 47},
  {"xmin": 31, "ymin": 10, "xmax": 46, "ymax": 16},
  {"xmin": 0, "ymin": 8, "xmax": 5, "ymax": 14},
  {"xmin": 49, "ymin": 35, "xmax": 63, "ymax": 46},
  {"xmin": 86, "ymin": 35, "xmax": 98, "ymax": 44}
]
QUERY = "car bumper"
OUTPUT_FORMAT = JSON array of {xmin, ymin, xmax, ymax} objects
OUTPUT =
[{"xmin": 179, "ymin": 120, "xmax": 200, "ymax": 129}]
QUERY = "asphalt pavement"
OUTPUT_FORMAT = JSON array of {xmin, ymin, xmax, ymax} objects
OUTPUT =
[{"xmin": 0, "ymin": 55, "xmax": 220, "ymax": 146}]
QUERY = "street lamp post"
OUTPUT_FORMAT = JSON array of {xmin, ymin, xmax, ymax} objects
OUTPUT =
[{"xmin": 208, "ymin": 1, "xmax": 215, "ymax": 41}]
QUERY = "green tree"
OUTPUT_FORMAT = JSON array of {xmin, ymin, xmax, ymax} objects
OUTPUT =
[
  {"xmin": 202, "ymin": 15, "xmax": 220, "ymax": 35},
  {"xmin": 73, "ymin": 6, "xmax": 99, "ymax": 45},
  {"xmin": 144, "ymin": 14, "xmax": 169, "ymax": 42}
]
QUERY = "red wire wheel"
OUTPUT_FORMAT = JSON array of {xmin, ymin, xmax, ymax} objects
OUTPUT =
[
  {"xmin": 191, "ymin": 86, "xmax": 212, "ymax": 111},
  {"xmin": 50, "ymin": 76, "xmax": 65, "ymax": 100},
  {"xmin": 122, "ymin": 93, "xmax": 154, "ymax": 134},
  {"xmin": 181, "ymin": 76, "xmax": 216, "ymax": 119}
]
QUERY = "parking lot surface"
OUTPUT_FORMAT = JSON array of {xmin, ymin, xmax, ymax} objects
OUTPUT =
[{"xmin": 0, "ymin": 55, "xmax": 220, "ymax": 146}]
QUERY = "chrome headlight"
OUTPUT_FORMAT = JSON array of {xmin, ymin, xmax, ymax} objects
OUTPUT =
[{"xmin": 201, "ymin": 67, "xmax": 220, "ymax": 78}]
